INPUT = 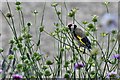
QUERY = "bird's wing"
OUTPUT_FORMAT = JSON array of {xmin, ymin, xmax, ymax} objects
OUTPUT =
[
  {"xmin": 74, "ymin": 28, "xmax": 91, "ymax": 49},
  {"xmin": 72, "ymin": 28, "xmax": 86, "ymax": 45},
  {"xmin": 75, "ymin": 28, "xmax": 86, "ymax": 38},
  {"xmin": 76, "ymin": 36, "xmax": 86, "ymax": 45},
  {"xmin": 81, "ymin": 37, "xmax": 91, "ymax": 49}
]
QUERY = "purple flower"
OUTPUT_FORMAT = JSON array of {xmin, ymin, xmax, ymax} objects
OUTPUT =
[
  {"xmin": 106, "ymin": 71, "xmax": 117, "ymax": 78},
  {"xmin": 113, "ymin": 54, "xmax": 120, "ymax": 60},
  {"xmin": 74, "ymin": 62, "xmax": 85, "ymax": 69},
  {"xmin": 12, "ymin": 74, "xmax": 23, "ymax": 79},
  {"xmin": 0, "ymin": 69, "xmax": 2, "ymax": 73}
]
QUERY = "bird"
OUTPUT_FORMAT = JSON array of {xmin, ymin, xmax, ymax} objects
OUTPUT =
[{"xmin": 68, "ymin": 23, "xmax": 91, "ymax": 53}]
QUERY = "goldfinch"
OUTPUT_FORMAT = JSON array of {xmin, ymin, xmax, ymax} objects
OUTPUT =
[{"xmin": 68, "ymin": 23, "xmax": 91, "ymax": 52}]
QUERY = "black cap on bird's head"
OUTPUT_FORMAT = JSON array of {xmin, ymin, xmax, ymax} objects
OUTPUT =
[
  {"xmin": 68, "ymin": 23, "xmax": 77, "ymax": 30},
  {"xmin": 68, "ymin": 24, "xmax": 73, "ymax": 30}
]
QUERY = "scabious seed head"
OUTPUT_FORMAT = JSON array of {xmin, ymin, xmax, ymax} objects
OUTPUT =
[
  {"xmin": 24, "ymin": 59, "xmax": 29, "ymax": 64},
  {"xmin": 9, "ymin": 39, "xmax": 14, "ymax": 44},
  {"xmin": 68, "ymin": 12, "xmax": 74, "ymax": 17},
  {"xmin": 64, "ymin": 73, "xmax": 70, "ymax": 78},
  {"xmin": 113, "ymin": 54, "xmax": 120, "ymax": 60},
  {"xmin": 39, "ymin": 26, "xmax": 44, "ymax": 32},
  {"xmin": 64, "ymin": 61, "xmax": 70, "ymax": 68},
  {"xmin": 51, "ymin": 32, "xmax": 57, "ymax": 36},
  {"xmin": 17, "ymin": 64, "xmax": 23, "ymax": 69},
  {"xmin": 71, "ymin": 8, "xmax": 78, "ymax": 13},
  {"xmin": 8, "ymin": 54, "xmax": 14, "ymax": 60},
  {"xmin": 42, "ymin": 65, "xmax": 48, "ymax": 70},
  {"xmin": 46, "ymin": 60, "xmax": 53, "ymax": 65},
  {"xmin": 6, "ymin": 13, "xmax": 13, "ymax": 18},
  {"xmin": 57, "ymin": 11, "xmax": 61, "ymax": 15},
  {"xmin": 65, "ymin": 45, "xmax": 70, "ymax": 50},
  {"xmin": 34, "ymin": 10, "xmax": 38, "ymax": 14},
  {"xmin": 17, "ymin": 43, "xmax": 23, "ymax": 48},
  {"xmin": 103, "ymin": 2, "xmax": 110, "ymax": 5},
  {"xmin": 51, "ymin": 3, "xmax": 58, "ymax": 7},
  {"xmin": 0, "ymin": 48, "xmax": 4, "ymax": 53},
  {"xmin": 16, "ymin": 6, "xmax": 22, "ymax": 11},
  {"xmin": 111, "ymin": 30, "xmax": 117, "ymax": 34},
  {"xmin": 54, "ymin": 23, "xmax": 59, "ymax": 27},
  {"xmin": 74, "ymin": 62, "xmax": 85, "ymax": 69},
  {"xmin": 87, "ymin": 23, "xmax": 96, "ymax": 32},
  {"xmin": 68, "ymin": 8, "xmax": 78, "ymax": 17},
  {"xmin": 82, "ymin": 21, "xmax": 88, "ymax": 25},
  {"xmin": 27, "ymin": 22, "xmax": 32, "ymax": 26},
  {"xmin": 15, "ymin": 2, "xmax": 21, "ymax": 5},
  {"xmin": 18, "ymin": 36, "xmax": 23, "ymax": 42},
  {"xmin": 92, "ymin": 15, "xmax": 98, "ymax": 22},
  {"xmin": 100, "ymin": 32, "xmax": 107, "ymax": 37},
  {"xmin": 60, "ymin": 48, "xmax": 64, "ymax": 52},
  {"xmin": 12, "ymin": 74, "xmax": 23, "ymax": 79},
  {"xmin": 44, "ymin": 70, "xmax": 51, "ymax": 76}
]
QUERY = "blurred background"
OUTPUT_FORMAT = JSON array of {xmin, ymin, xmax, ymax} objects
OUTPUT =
[{"xmin": 1, "ymin": 2, "xmax": 118, "ymax": 58}]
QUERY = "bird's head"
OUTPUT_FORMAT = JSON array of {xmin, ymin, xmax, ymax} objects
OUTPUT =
[{"xmin": 67, "ymin": 23, "xmax": 77, "ymax": 30}]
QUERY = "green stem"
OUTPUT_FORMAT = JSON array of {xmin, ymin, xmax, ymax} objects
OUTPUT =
[
  {"xmin": 7, "ymin": 2, "xmax": 18, "ymax": 40},
  {"xmin": 105, "ymin": 4, "xmax": 109, "ymax": 13}
]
